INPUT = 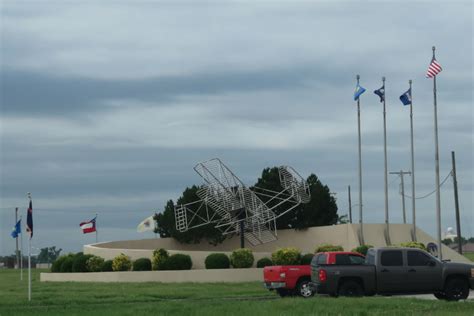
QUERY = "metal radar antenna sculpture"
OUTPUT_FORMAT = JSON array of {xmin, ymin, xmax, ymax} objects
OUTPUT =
[{"xmin": 174, "ymin": 158, "xmax": 310, "ymax": 247}]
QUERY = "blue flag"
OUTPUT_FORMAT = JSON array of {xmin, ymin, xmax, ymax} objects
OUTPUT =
[
  {"xmin": 11, "ymin": 219, "xmax": 21, "ymax": 238},
  {"xmin": 374, "ymin": 85, "xmax": 385, "ymax": 102},
  {"xmin": 354, "ymin": 84, "xmax": 366, "ymax": 101},
  {"xmin": 400, "ymin": 88, "xmax": 412, "ymax": 106}
]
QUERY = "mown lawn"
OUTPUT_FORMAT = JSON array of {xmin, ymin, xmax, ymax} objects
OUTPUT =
[
  {"xmin": 464, "ymin": 252, "xmax": 474, "ymax": 262},
  {"xmin": 0, "ymin": 269, "xmax": 473, "ymax": 316}
]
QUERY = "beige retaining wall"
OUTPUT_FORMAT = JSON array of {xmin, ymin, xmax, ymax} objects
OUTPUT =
[
  {"xmin": 41, "ymin": 268, "xmax": 263, "ymax": 283},
  {"xmin": 84, "ymin": 224, "xmax": 470, "ymax": 266}
]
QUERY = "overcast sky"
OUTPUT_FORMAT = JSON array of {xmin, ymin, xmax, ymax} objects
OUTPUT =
[{"xmin": 1, "ymin": 1, "xmax": 472, "ymax": 256}]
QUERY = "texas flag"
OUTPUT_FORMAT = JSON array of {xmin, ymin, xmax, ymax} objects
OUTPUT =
[{"xmin": 79, "ymin": 217, "xmax": 97, "ymax": 234}]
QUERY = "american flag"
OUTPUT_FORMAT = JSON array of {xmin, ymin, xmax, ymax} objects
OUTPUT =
[{"xmin": 426, "ymin": 57, "xmax": 442, "ymax": 78}]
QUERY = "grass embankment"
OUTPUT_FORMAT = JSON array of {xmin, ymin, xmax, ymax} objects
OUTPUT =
[
  {"xmin": 0, "ymin": 269, "xmax": 473, "ymax": 316},
  {"xmin": 464, "ymin": 252, "xmax": 474, "ymax": 262}
]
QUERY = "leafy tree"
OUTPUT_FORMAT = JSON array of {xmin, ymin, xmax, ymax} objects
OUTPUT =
[
  {"xmin": 253, "ymin": 168, "xmax": 338, "ymax": 229},
  {"xmin": 37, "ymin": 246, "xmax": 62, "ymax": 263},
  {"xmin": 155, "ymin": 186, "xmax": 226, "ymax": 245}
]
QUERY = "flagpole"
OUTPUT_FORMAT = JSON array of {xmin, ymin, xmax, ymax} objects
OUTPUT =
[
  {"xmin": 28, "ymin": 232, "xmax": 31, "ymax": 301},
  {"xmin": 27, "ymin": 192, "xmax": 31, "ymax": 302},
  {"xmin": 432, "ymin": 46, "xmax": 442, "ymax": 259},
  {"xmin": 382, "ymin": 77, "xmax": 390, "ymax": 245},
  {"xmin": 15, "ymin": 207, "xmax": 19, "ymax": 271},
  {"xmin": 356, "ymin": 74, "xmax": 364, "ymax": 245},
  {"xmin": 95, "ymin": 213, "xmax": 98, "ymax": 243},
  {"xmin": 409, "ymin": 79, "xmax": 417, "ymax": 241},
  {"xmin": 20, "ymin": 215, "xmax": 23, "ymax": 281}
]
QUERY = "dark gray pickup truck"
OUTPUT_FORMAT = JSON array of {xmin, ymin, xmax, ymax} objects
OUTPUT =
[{"xmin": 310, "ymin": 247, "xmax": 474, "ymax": 301}]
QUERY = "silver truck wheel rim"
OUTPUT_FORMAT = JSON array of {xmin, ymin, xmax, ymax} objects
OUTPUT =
[{"xmin": 300, "ymin": 284, "xmax": 312, "ymax": 297}]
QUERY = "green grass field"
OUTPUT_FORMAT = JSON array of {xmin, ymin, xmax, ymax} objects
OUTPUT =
[
  {"xmin": 464, "ymin": 252, "xmax": 474, "ymax": 262},
  {"xmin": 0, "ymin": 269, "xmax": 473, "ymax": 316}
]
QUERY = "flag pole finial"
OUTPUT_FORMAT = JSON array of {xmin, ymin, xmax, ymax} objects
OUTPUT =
[
  {"xmin": 27, "ymin": 192, "xmax": 31, "ymax": 200},
  {"xmin": 409, "ymin": 79, "xmax": 412, "ymax": 84},
  {"xmin": 382, "ymin": 76, "xmax": 385, "ymax": 82},
  {"xmin": 356, "ymin": 74, "xmax": 360, "ymax": 80}
]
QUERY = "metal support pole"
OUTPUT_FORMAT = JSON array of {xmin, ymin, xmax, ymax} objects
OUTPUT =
[
  {"xmin": 409, "ymin": 79, "xmax": 417, "ymax": 241},
  {"xmin": 356, "ymin": 75, "xmax": 364, "ymax": 245},
  {"xmin": 451, "ymin": 151, "xmax": 462, "ymax": 254},
  {"xmin": 15, "ymin": 207, "xmax": 19, "ymax": 270},
  {"xmin": 382, "ymin": 76, "xmax": 390, "ymax": 245},
  {"xmin": 28, "ymin": 236, "xmax": 31, "ymax": 301},
  {"xmin": 390, "ymin": 170, "xmax": 411, "ymax": 224},
  {"xmin": 432, "ymin": 46, "xmax": 442, "ymax": 259},
  {"xmin": 348, "ymin": 185, "xmax": 352, "ymax": 224},
  {"xmin": 240, "ymin": 221, "xmax": 245, "ymax": 249},
  {"xmin": 400, "ymin": 170, "xmax": 406, "ymax": 224},
  {"xmin": 20, "ymin": 217, "xmax": 23, "ymax": 281}
]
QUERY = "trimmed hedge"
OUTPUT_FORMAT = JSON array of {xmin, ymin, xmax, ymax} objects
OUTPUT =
[
  {"xmin": 60, "ymin": 256, "xmax": 74, "ymax": 273},
  {"xmin": 300, "ymin": 253, "xmax": 314, "ymax": 265},
  {"xmin": 72, "ymin": 254, "xmax": 93, "ymax": 272},
  {"xmin": 86, "ymin": 256, "xmax": 105, "ymax": 272},
  {"xmin": 315, "ymin": 244, "xmax": 344, "ymax": 253},
  {"xmin": 205, "ymin": 253, "xmax": 230, "ymax": 269},
  {"xmin": 112, "ymin": 253, "xmax": 132, "ymax": 271},
  {"xmin": 133, "ymin": 258, "xmax": 152, "ymax": 271},
  {"xmin": 271, "ymin": 248, "xmax": 301, "ymax": 265},
  {"xmin": 400, "ymin": 241, "xmax": 427, "ymax": 251},
  {"xmin": 351, "ymin": 245, "xmax": 374, "ymax": 256},
  {"xmin": 162, "ymin": 254, "xmax": 192, "ymax": 270},
  {"xmin": 52, "ymin": 255, "xmax": 72, "ymax": 273},
  {"xmin": 152, "ymin": 248, "xmax": 169, "ymax": 270},
  {"xmin": 256, "ymin": 257, "xmax": 273, "ymax": 268},
  {"xmin": 101, "ymin": 260, "xmax": 113, "ymax": 272},
  {"xmin": 230, "ymin": 248, "xmax": 254, "ymax": 268}
]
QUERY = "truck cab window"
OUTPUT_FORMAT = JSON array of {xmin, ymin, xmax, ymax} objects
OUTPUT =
[
  {"xmin": 317, "ymin": 254, "xmax": 327, "ymax": 265},
  {"xmin": 381, "ymin": 250, "xmax": 403, "ymax": 266},
  {"xmin": 407, "ymin": 250, "xmax": 432, "ymax": 266}
]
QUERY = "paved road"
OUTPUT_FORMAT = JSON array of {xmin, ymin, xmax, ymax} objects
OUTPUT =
[{"xmin": 397, "ymin": 290, "xmax": 474, "ymax": 300}]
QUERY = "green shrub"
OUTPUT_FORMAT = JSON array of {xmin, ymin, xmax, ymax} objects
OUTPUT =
[
  {"xmin": 205, "ymin": 253, "xmax": 230, "ymax": 269},
  {"xmin": 315, "ymin": 244, "xmax": 344, "ymax": 253},
  {"xmin": 300, "ymin": 253, "xmax": 314, "ymax": 265},
  {"xmin": 152, "ymin": 248, "xmax": 169, "ymax": 270},
  {"xmin": 351, "ymin": 245, "xmax": 374, "ymax": 256},
  {"xmin": 86, "ymin": 256, "xmax": 105, "ymax": 272},
  {"xmin": 52, "ymin": 255, "xmax": 72, "ymax": 272},
  {"xmin": 271, "ymin": 248, "xmax": 301, "ymax": 265},
  {"xmin": 101, "ymin": 260, "xmax": 113, "ymax": 272},
  {"xmin": 162, "ymin": 254, "xmax": 192, "ymax": 270},
  {"xmin": 133, "ymin": 258, "xmax": 152, "ymax": 271},
  {"xmin": 112, "ymin": 253, "xmax": 132, "ymax": 271},
  {"xmin": 256, "ymin": 257, "xmax": 273, "ymax": 268},
  {"xmin": 60, "ymin": 256, "xmax": 74, "ymax": 273},
  {"xmin": 230, "ymin": 248, "xmax": 254, "ymax": 268},
  {"xmin": 72, "ymin": 254, "xmax": 93, "ymax": 272},
  {"xmin": 400, "ymin": 241, "xmax": 426, "ymax": 251}
]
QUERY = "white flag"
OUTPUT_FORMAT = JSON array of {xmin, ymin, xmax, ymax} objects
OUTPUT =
[{"xmin": 137, "ymin": 215, "xmax": 155, "ymax": 233}]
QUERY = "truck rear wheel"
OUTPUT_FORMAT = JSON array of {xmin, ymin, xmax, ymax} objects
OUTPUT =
[
  {"xmin": 444, "ymin": 278, "xmax": 469, "ymax": 301},
  {"xmin": 276, "ymin": 289, "xmax": 291, "ymax": 298},
  {"xmin": 433, "ymin": 292, "xmax": 446, "ymax": 300},
  {"xmin": 296, "ymin": 279, "xmax": 315, "ymax": 298},
  {"xmin": 338, "ymin": 280, "xmax": 363, "ymax": 297}
]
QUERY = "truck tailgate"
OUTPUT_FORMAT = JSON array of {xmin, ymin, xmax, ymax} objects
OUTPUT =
[{"xmin": 263, "ymin": 266, "xmax": 284, "ymax": 282}]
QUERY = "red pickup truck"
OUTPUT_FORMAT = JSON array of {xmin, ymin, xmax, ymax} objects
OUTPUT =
[{"xmin": 263, "ymin": 251, "xmax": 365, "ymax": 298}]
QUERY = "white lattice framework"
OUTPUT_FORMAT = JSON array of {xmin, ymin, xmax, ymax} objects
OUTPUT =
[{"xmin": 174, "ymin": 158, "xmax": 310, "ymax": 246}]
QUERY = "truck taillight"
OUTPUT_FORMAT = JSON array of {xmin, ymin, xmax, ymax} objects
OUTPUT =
[{"xmin": 319, "ymin": 269, "xmax": 327, "ymax": 282}]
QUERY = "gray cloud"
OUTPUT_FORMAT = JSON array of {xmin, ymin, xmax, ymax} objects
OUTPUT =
[{"xmin": 1, "ymin": 1, "xmax": 473, "ymax": 255}]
